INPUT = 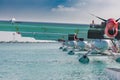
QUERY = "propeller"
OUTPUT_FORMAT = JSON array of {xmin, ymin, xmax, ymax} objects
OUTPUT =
[
  {"xmin": 90, "ymin": 13, "xmax": 107, "ymax": 22},
  {"xmin": 90, "ymin": 13, "xmax": 120, "ymax": 22},
  {"xmin": 116, "ymin": 18, "xmax": 120, "ymax": 22}
]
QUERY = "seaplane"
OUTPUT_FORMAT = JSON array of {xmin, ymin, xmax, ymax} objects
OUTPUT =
[
  {"xmin": 0, "ymin": 15, "xmax": 120, "ymax": 64},
  {"xmin": 78, "ymin": 14, "xmax": 120, "ymax": 64},
  {"xmin": 59, "ymin": 33, "xmax": 89, "ymax": 55}
]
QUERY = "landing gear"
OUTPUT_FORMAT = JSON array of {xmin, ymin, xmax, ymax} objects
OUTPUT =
[
  {"xmin": 62, "ymin": 47, "xmax": 68, "ymax": 51},
  {"xmin": 59, "ymin": 47, "xmax": 63, "ymax": 50},
  {"xmin": 78, "ymin": 50, "xmax": 92, "ymax": 64},
  {"xmin": 68, "ymin": 50, "xmax": 75, "ymax": 55},
  {"xmin": 59, "ymin": 46, "xmax": 68, "ymax": 51},
  {"xmin": 79, "ymin": 55, "xmax": 89, "ymax": 64}
]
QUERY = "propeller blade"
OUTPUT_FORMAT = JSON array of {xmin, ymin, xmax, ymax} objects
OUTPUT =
[
  {"xmin": 116, "ymin": 18, "xmax": 120, "ymax": 22},
  {"xmin": 90, "ymin": 14, "xmax": 107, "ymax": 22}
]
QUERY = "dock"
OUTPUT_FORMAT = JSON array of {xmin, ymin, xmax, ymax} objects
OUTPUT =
[{"xmin": 106, "ymin": 68, "xmax": 120, "ymax": 80}]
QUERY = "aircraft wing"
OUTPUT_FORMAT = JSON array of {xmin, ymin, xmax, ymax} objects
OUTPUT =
[{"xmin": 0, "ymin": 20, "xmax": 89, "ymax": 41}]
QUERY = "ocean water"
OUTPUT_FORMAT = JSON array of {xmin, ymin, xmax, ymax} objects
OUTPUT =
[
  {"xmin": 0, "ymin": 21, "xmax": 89, "ymax": 41},
  {"xmin": 0, "ymin": 42, "xmax": 120, "ymax": 80}
]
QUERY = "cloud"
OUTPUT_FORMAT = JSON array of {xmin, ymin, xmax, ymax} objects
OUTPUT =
[
  {"xmin": 51, "ymin": 5, "xmax": 77, "ymax": 12},
  {"xmin": 50, "ymin": 0, "xmax": 120, "ymax": 24}
]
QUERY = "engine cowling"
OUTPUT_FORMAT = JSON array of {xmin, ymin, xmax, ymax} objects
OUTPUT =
[{"xmin": 104, "ymin": 18, "xmax": 118, "ymax": 38}]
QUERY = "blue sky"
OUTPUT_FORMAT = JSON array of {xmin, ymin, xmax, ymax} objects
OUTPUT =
[{"xmin": 0, "ymin": 0, "xmax": 120, "ymax": 24}]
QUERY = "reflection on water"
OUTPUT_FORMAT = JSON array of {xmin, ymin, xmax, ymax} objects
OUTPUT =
[{"xmin": 0, "ymin": 42, "xmax": 120, "ymax": 80}]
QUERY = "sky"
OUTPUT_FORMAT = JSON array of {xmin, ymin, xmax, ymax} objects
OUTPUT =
[{"xmin": 0, "ymin": 0, "xmax": 120, "ymax": 24}]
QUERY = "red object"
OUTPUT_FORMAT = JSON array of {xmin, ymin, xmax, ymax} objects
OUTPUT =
[
  {"xmin": 104, "ymin": 18, "xmax": 118, "ymax": 38},
  {"xmin": 74, "ymin": 34, "xmax": 79, "ymax": 41}
]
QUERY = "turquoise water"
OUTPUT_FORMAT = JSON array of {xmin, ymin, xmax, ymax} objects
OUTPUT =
[
  {"xmin": 0, "ymin": 21, "xmax": 89, "ymax": 40},
  {"xmin": 0, "ymin": 42, "xmax": 120, "ymax": 80}
]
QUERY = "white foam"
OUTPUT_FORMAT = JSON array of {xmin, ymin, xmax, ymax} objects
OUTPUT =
[{"xmin": 0, "ymin": 31, "xmax": 56, "ymax": 42}]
